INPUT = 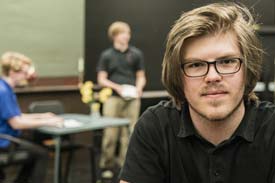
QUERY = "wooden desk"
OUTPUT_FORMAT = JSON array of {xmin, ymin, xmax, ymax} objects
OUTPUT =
[{"xmin": 38, "ymin": 114, "xmax": 130, "ymax": 183}]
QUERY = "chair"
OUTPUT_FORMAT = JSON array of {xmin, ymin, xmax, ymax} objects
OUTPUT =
[
  {"xmin": 0, "ymin": 134, "xmax": 41, "ymax": 182},
  {"xmin": 28, "ymin": 100, "xmax": 85, "ymax": 183},
  {"xmin": 28, "ymin": 100, "xmax": 64, "ymax": 114}
]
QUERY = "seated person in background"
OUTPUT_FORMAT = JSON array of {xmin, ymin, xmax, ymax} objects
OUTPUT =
[
  {"xmin": 0, "ymin": 52, "xmax": 63, "ymax": 183},
  {"xmin": 119, "ymin": 2, "xmax": 275, "ymax": 183}
]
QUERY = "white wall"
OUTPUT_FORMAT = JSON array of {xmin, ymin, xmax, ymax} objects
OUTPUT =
[{"xmin": 0, "ymin": 0, "xmax": 84, "ymax": 77}]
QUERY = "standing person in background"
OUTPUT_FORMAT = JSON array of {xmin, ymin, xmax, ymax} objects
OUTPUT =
[
  {"xmin": 0, "ymin": 52, "xmax": 64, "ymax": 183},
  {"xmin": 97, "ymin": 21, "xmax": 146, "ymax": 179},
  {"xmin": 119, "ymin": 2, "xmax": 275, "ymax": 183}
]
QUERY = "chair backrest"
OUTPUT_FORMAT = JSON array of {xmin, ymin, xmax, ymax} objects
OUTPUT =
[{"xmin": 28, "ymin": 100, "xmax": 64, "ymax": 114}]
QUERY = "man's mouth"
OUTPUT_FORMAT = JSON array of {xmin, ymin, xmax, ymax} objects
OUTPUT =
[{"xmin": 201, "ymin": 90, "xmax": 228, "ymax": 97}]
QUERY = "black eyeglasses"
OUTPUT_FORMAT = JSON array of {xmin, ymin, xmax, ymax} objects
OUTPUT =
[{"xmin": 181, "ymin": 58, "xmax": 243, "ymax": 77}]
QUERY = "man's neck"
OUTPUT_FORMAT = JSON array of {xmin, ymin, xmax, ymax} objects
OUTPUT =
[
  {"xmin": 189, "ymin": 101, "xmax": 245, "ymax": 145},
  {"xmin": 114, "ymin": 42, "xmax": 129, "ymax": 52}
]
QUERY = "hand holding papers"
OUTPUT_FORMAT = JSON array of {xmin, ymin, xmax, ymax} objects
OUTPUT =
[{"xmin": 121, "ymin": 85, "xmax": 138, "ymax": 100}]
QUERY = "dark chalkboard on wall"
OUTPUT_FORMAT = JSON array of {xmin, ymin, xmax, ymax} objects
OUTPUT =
[{"xmin": 85, "ymin": 0, "xmax": 275, "ymax": 90}]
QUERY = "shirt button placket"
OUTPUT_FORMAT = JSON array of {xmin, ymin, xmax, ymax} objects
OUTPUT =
[
  {"xmin": 214, "ymin": 171, "xmax": 220, "ymax": 177},
  {"xmin": 209, "ymin": 151, "xmax": 224, "ymax": 183}
]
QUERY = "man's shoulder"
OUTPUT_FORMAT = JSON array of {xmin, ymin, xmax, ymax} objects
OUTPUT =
[
  {"xmin": 255, "ymin": 101, "xmax": 275, "ymax": 120},
  {"xmin": 257, "ymin": 101, "xmax": 275, "ymax": 110},
  {"xmin": 133, "ymin": 100, "xmax": 180, "ymax": 144},
  {"xmin": 129, "ymin": 46, "xmax": 143, "ymax": 55},
  {"xmin": 100, "ymin": 47, "xmax": 115, "ymax": 57},
  {"xmin": 137, "ymin": 100, "xmax": 180, "ymax": 129},
  {"xmin": 146, "ymin": 99, "xmax": 179, "ymax": 114},
  {"xmin": 0, "ymin": 80, "xmax": 9, "ymax": 94},
  {"xmin": 249, "ymin": 101, "xmax": 275, "ymax": 133}
]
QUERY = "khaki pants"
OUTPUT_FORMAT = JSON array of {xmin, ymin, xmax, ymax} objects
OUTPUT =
[{"xmin": 99, "ymin": 96, "xmax": 141, "ymax": 168}]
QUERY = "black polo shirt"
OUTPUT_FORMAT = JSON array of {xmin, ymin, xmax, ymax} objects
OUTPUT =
[
  {"xmin": 119, "ymin": 100, "xmax": 275, "ymax": 183},
  {"xmin": 96, "ymin": 46, "xmax": 145, "ymax": 86}
]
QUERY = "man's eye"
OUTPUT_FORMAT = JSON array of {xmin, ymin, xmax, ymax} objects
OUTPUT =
[
  {"xmin": 186, "ymin": 62, "xmax": 205, "ymax": 68},
  {"xmin": 219, "ymin": 58, "xmax": 238, "ymax": 65}
]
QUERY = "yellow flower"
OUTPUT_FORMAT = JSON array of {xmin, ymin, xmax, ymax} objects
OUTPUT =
[
  {"xmin": 81, "ymin": 95, "xmax": 93, "ymax": 104},
  {"xmin": 84, "ymin": 81, "xmax": 94, "ymax": 88},
  {"xmin": 80, "ymin": 81, "xmax": 93, "ymax": 93},
  {"xmin": 80, "ymin": 81, "xmax": 94, "ymax": 104},
  {"xmin": 79, "ymin": 81, "xmax": 112, "ymax": 105},
  {"xmin": 81, "ymin": 87, "xmax": 93, "ymax": 97},
  {"xmin": 99, "ymin": 88, "xmax": 112, "ymax": 103}
]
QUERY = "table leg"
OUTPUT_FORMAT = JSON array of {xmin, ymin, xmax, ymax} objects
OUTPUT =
[
  {"xmin": 90, "ymin": 146, "xmax": 96, "ymax": 183},
  {"xmin": 54, "ymin": 136, "xmax": 61, "ymax": 183}
]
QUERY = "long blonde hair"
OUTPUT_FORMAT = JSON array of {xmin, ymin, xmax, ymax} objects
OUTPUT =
[{"xmin": 162, "ymin": 2, "xmax": 263, "ymax": 106}]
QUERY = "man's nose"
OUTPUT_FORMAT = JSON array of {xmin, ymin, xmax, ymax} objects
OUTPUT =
[{"xmin": 204, "ymin": 64, "xmax": 222, "ymax": 82}]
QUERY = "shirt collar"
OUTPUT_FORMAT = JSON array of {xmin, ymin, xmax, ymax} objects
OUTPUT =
[
  {"xmin": 112, "ymin": 45, "xmax": 130, "ymax": 53},
  {"xmin": 177, "ymin": 101, "xmax": 257, "ymax": 142},
  {"xmin": 177, "ymin": 104, "xmax": 197, "ymax": 138}
]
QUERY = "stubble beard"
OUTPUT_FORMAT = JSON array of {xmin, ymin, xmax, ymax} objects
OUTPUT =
[{"xmin": 188, "ymin": 96, "xmax": 244, "ymax": 122}]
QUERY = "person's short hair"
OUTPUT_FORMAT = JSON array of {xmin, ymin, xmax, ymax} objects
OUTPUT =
[
  {"xmin": 1, "ymin": 52, "xmax": 32, "ymax": 76},
  {"xmin": 161, "ymin": 2, "xmax": 263, "ymax": 106},
  {"xmin": 108, "ymin": 21, "xmax": 131, "ymax": 41}
]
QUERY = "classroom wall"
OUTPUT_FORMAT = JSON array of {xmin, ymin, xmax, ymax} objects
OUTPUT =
[{"xmin": 0, "ymin": 0, "xmax": 84, "ymax": 77}]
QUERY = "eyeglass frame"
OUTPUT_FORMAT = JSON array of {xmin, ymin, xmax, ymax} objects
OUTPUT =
[{"xmin": 181, "ymin": 57, "xmax": 243, "ymax": 77}]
